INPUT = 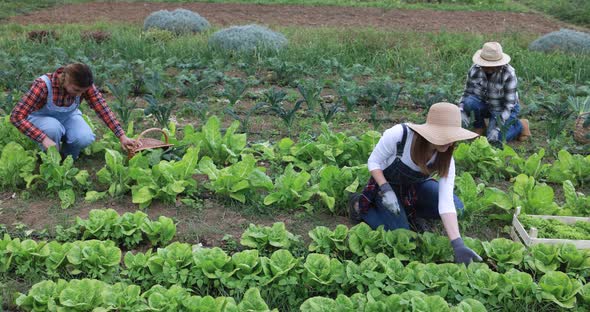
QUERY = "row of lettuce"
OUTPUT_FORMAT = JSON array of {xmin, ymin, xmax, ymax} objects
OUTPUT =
[
  {"xmin": 1, "ymin": 115, "xmax": 589, "ymax": 218},
  {"xmin": 3, "ymin": 219, "xmax": 590, "ymax": 309},
  {"xmin": 10, "ymin": 243, "xmax": 590, "ymax": 310},
  {"xmin": 16, "ymin": 279, "xmax": 490, "ymax": 312},
  {"xmin": 7, "ymin": 210, "xmax": 590, "ymax": 278}
]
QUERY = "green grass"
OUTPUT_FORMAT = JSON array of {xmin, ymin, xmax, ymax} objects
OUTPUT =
[
  {"xmin": 0, "ymin": 0, "xmax": 85, "ymax": 21},
  {"xmin": 517, "ymin": 0, "xmax": 590, "ymax": 27},
  {"xmin": 0, "ymin": 22, "xmax": 587, "ymax": 87}
]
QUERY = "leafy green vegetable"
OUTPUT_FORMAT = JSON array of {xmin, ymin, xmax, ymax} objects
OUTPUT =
[{"xmin": 538, "ymin": 271, "xmax": 582, "ymax": 308}]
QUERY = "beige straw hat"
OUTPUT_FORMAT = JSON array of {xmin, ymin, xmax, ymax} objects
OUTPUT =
[
  {"xmin": 407, "ymin": 102, "xmax": 479, "ymax": 145},
  {"xmin": 472, "ymin": 42, "xmax": 511, "ymax": 67}
]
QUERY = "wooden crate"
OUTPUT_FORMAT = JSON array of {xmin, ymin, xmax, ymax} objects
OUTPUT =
[{"xmin": 510, "ymin": 207, "xmax": 590, "ymax": 249}]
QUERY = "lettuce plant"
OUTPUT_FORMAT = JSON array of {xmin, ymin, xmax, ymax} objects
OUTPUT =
[
  {"xmin": 77, "ymin": 208, "xmax": 120, "ymax": 241},
  {"xmin": 147, "ymin": 242, "xmax": 195, "ymax": 287},
  {"xmin": 454, "ymin": 137, "xmax": 517, "ymax": 182},
  {"xmin": 315, "ymin": 165, "xmax": 363, "ymax": 214},
  {"xmin": 511, "ymin": 174, "xmax": 559, "ymax": 215},
  {"xmin": 348, "ymin": 223, "xmax": 384, "ymax": 258},
  {"xmin": 95, "ymin": 148, "xmax": 132, "ymax": 198},
  {"xmin": 199, "ymin": 154, "xmax": 272, "ymax": 203},
  {"xmin": 562, "ymin": 180, "xmax": 590, "ymax": 216},
  {"xmin": 455, "ymin": 172, "xmax": 512, "ymax": 215},
  {"xmin": 538, "ymin": 271, "xmax": 583, "ymax": 308},
  {"xmin": 182, "ymin": 116, "xmax": 246, "ymax": 166},
  {"xmin": 0, "ymin": 141, "xmax": 36, "ymax": 190},
  {"xmin": 524, "ymin": 243, "xmax": 560, "ymax": 274},
  {"xmin": 509, "ymin": 148, "xmax": 550, "ymax": 180},
  {"xmin": 240, "ymin": 222, "xmax": 302, "ymax": 255},
  {"xmin": 547, "ymin": 149, "xmax": 590, "ymax": 186},
  {"xmin": 130, "ymin": 146, "xmax": 199, "ymax": 208},
  {"xmin": 308, "ymin": 225, "xmax": 349, "ymax": 256},
  {"xmin": 264, "ymin": 164, "xmax": 328, "ymax": 211},
  {"xmin": 7, "ymin": 238, "xmax": 46, "ymax": 276},
  {"xmin": 141, "ymin": 216, "xmax": 176, "ymax": 247},
  {"xmin": 237, "ymin": 287, "xmax": 278, "ymax": 312},
  {"xmin": 382, "ymin": 228, "xmax": 418, "ymax": 262},
  {"xmin": 192, "ymin": 246, "xmax": 232, "ymax": 281},
  {"xmin": 303, "ymin": 253, "xmax": 345, "ymax": 294},
  {"xmin": 29, "ymin": 147, "xmax": 89, "ymax": 209},
  {"xmin": 558, "ymin": 243, "xmax": 590, "ymax": 277},
  {"xmin": 482, "ymin": 238, "xmax": 525, "ymax": 272},
  {"xmin": 66, "ymin": 240, "xmax": 121, "ymax": 281}
]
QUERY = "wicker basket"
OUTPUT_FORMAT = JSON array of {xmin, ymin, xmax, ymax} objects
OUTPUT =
[
  {"xmin": 128, "ymin": 128, "xmax": 174, "ymax": 159},
  {"xmin": 574, "ymin": 113, "xmax": 590, "ymax": 144}
]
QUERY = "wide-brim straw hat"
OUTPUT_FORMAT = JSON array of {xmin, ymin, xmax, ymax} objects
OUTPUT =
[
  {"xmin": 472, "ymin": 42, "xmax": 511, "ymax": 67},
  {"xmin": 407, "ymin": 102, "xmax": 478, "ymax": 146}
]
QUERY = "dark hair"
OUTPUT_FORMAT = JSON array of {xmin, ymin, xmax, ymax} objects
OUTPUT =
[
  {"xmin": 64, "ymin": 63, "xmax": 94, "ymax": 88},
  {"xmin": 411, "ymin": 132, "xmax": 454, "ymax": 178}
]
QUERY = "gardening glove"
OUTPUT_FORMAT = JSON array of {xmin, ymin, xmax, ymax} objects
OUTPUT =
[
  {"xmin": 451, "ymin": 237, "xmax": 482, "ymax": 265},
  {"xmin": 487, "ymin": 127, "xmax": 501, "ymax": 142},
  {"xmin": 501, "ymin": 110, "xmax": 511, "ymax": 122},
  {"xmin": 379, "ymin": 183, "xmax": 400, "ymax": 215},
  {"xmin": 460, "ymin": 109, "xmax": 470, "ymax": 128}
]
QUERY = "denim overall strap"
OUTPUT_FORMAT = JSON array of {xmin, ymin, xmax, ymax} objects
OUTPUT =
[
  {"xmin": 40, "ymin": 75, "xmax": 81, "ymax": 113},
  {"xmin": 382, "ymin": 124, "xmax": 430, "ymax": 186}
]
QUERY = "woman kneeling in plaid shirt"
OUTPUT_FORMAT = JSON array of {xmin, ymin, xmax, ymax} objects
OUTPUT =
[{"xmin": 10, "ymin": 63, "xmax": 135, "ymax": 159}]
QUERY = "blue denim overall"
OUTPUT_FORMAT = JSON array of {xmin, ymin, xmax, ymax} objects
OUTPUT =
[
  {"xmin": 27, "ymin": 75, "xmax": 95, "ymax": 159},
  {"xmin": 360, "ymin": 124, "xmax": 464, "ymax": 230}
]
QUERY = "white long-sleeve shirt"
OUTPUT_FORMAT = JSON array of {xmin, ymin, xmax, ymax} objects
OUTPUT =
[{"xmin": 367, "ymin": 124, "xmax": 457, "ymax": 215}]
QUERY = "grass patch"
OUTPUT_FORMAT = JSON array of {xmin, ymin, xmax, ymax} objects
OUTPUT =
[
  {"xmin": 0, "ymin": 23, "xmax": 588, "ymax": 87},
  {"xmin": 517, "ymin": 0, "xmax": 590, "ymax": 27},
  {"xmin": 0, "ymin": 0, "xmax": 85, "ymax": 21}
]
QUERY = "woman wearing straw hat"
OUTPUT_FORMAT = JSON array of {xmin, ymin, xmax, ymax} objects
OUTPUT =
[
  {"xmin": 459, "ymin": 42, "xmax": 531, "ymax": 145},
  {"xmin": 349, "ymin": 102, "xmax": 482, "ymax": 265}
]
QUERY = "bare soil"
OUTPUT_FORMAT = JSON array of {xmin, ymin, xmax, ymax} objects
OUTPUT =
[{"xmin": 6, "ymin": 2, "xmax": 568, "ymax": 34}]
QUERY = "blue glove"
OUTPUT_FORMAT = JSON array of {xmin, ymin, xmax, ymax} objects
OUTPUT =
[
  {"xmin": 487, "ymin": 127, "xmax": 501, "ymax": 142},
  {"xmin": 451, "ymin": 237, "xmax": 483, "ymax": 265},
  {"xmin": 380, "ymin": 183, "xmax": 400, "ymax": 215}
]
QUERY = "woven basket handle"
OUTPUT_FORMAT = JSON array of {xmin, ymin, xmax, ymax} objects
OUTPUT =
[{"xmin": 136, "ymin": 128, "xmax": 169, "ymax": 145}]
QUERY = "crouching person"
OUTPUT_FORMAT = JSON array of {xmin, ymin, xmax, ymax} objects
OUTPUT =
[{"xmin": 10, "ymin": 63, "xmax": 135, "ymax": 159}]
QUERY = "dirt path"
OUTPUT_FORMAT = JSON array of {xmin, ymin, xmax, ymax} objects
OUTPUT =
[{"xmin": 5, "ymin": 2, "xmax": 567, "ymax": 34}]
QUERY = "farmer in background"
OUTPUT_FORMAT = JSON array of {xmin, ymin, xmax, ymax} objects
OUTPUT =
[
  {"xmin": 459, "ymin": 42, "xmax": 531, "ymax": 145},
  {"xmin": 10, "ymin": 63, "xmax": 135, "ymax": 159},
  {"xmin": 349, "ymin": 102, "xmax": 481, "ymax": 265}
]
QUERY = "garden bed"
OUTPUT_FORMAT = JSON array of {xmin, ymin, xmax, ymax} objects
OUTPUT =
[{"xmin": 511, "ymin": 206, "xmax": 590, "ymax": 249}]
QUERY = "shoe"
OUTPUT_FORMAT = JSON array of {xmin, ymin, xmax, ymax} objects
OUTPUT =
[
  {"xmin": 348, "ymin": 193, "xmax": 362, "ymax": 225},
  {"xmin": 518, "ymin": 119, "xmax": 531, "ymax": 141},
  {"xmin": 473, "ymin": 128, "xmax": 485, "ymax": 136}
]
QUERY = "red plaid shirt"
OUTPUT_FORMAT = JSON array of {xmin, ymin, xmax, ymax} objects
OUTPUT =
[{"xmin": 10, "ymin": 67, "xmax": 124, "ymax": 143}]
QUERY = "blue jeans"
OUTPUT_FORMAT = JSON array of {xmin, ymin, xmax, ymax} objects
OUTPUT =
[
  {"xmin": 462, "ymin": 95, "xmax": 523, "ymax": 142},
  {"xmin": 28, "ymin": 109, "xmax": 95, "ymax": 159},
  {"xmin": 361, "ymin": 179, "xmax": 464, "ymax": 231}
]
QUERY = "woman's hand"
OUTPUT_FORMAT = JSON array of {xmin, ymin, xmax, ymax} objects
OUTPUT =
[
  {"xmin": 41, "ymin": 136, "xmax": 56, "ymax": 150},
  {"xmin": 380, "ymin": 183, "xmax": 400, "ymax": 215},
  {"xmin": 119, "ymin": 134, "xmax": 136, "ymax": 151},
  {"xmin": 451, "ymin": 237, "xmax": 482, "ymax": 265}
]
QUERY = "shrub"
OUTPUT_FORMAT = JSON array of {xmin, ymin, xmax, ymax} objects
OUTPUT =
[
  {"xmin": 208, "ymin": 24, "xmax": 288, "ymax": 53},
  {"xmin": 529, "ymin": 29, "xmax": 590, "ymax": 54},
  {"xmin": 27, "ymin": 30, "xmax": 57, "ymax": 42},
  {"xmin": 81, "ymin": 30, "xmax": 110, "ymax": 43},
  {"xmin": 143, "ymin": 8, "xmax": 210, "ymax": 34}
]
